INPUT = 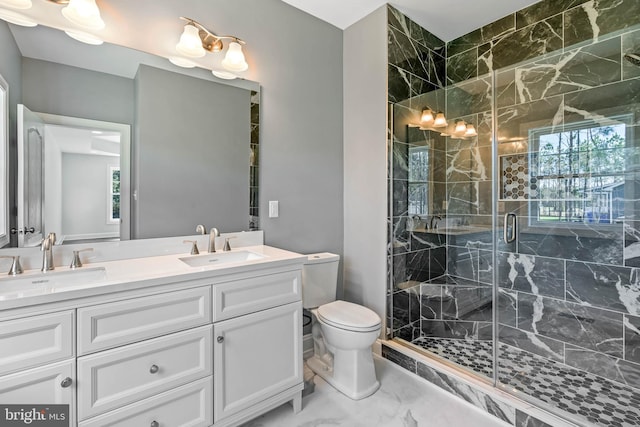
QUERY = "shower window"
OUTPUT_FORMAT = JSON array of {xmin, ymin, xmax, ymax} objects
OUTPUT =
[
  {"xmin": 408, "ymin": 146, "xmax": 430, "ymax": 215},
  {"xmin": 528, "ymin": 118, "xmax": 629, "ymax": 226},
  {"xmin": 108, "ymin": 166, "xmax": 120, "ymax": 224}
]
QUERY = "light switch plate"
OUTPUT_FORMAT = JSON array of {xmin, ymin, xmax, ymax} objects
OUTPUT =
[{"xmin": 269, "ymin": 200, "xmax": 279, "ymax": 218}]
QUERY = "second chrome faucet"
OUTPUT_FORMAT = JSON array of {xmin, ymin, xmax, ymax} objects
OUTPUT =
[
  {"xmin": 195, "ymin": 224, "xmax": 220, "ymax": 253},
  {"xmin": 41, "ymin": 232, "xmax": 56, "ymax": 271}
]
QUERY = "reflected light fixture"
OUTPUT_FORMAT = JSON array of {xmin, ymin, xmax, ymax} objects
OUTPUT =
[
  {"xmin": 212, "ymin": 70, "xmax": 238, "ymax": 80},
  {"xmin": 169, "ymin": 56, "xmax": 197, "ymax": 68},
  {"xmin": 465, "ymin": 124, "xmax": 478, "ymax": 137},
  {"xmin": 0, "ymin": 8, "xmax": 36, "ymax": 26},
  {"xmin": 0, "ymin": 0, "xmax": 31, "ymax": 9},
  {"xmin": 65, "ymin": 29, "xmax": 103, "ymax": 45},
  {"xmin": 175, "ymin": 17, "xmax": 248, "ymax": 74},
  {"xmin": 454, "ymin": 120, "xmax": 467, "ymax": 136},
  {"xmin": 61, "ymin": 0, "xmax": 105, "ymax": 30},
  {"xmin": 420, "ymin": 108, "xmax": 435, "ymax": 127},
  {"xmin": 433, "ymin": 112, "xmax": 448, "ymax": 128}
]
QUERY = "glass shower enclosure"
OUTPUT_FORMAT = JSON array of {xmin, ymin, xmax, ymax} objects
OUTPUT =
[{"xmin": 388, "ymin": 5, "xmax": 640, "ymax": 425}]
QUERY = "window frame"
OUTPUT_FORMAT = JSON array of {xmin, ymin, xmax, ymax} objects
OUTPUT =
[{"xmin": 107, "ymin": 165, "xmax": 120, "ymax": 225}]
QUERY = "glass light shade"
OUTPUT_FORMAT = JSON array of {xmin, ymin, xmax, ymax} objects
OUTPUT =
[
  {"xmin": 65, "ymin": 30, "xmax": 103, "ymax": 45},
  {"xmin": 168, "ymin": 56, "xmax": 197, "ymax": 68},
  {"xmin": 420, "ymin": 108, "xmax": 434, "ymax": 126},
  {"xmin": 433, "ymin": 112, "xmax": 448, "ymax": 128},
  {"xmin": 465, "ymin": 124, "xmax": 478, "ymax": 137},
  {"xmin": 0, "ymin": 8, "xmax": 36, "ymax": 26},
  {"xmin": 0, "ymin": 0, "xmax": 31, "ymax": 10},
  {"xmin": 62, "ymin": 0, "xmax": 105, "ymax": 30},
  {"xmin": 176, "ymin": 24, "xmax": 206, "ymax": 58},
  {"xmin": 454, "ymin": 120, "xmax": 467, "ymax": 135},
  {"xmin": 212, "ymin": 70, "xmax": 237, "ymax": 80},
  {"xmin": 222, "ymin": 41, "xmax": 248, "ymax": 72}
]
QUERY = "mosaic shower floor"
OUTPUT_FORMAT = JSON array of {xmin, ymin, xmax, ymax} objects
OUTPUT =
[{"xmin": 411, "ymin": 337, "xmax": 640, "ymax": 427}]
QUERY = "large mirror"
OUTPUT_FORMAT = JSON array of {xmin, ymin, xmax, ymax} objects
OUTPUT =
[{"xmin": 0, "ymin": 22, "xmax": 260, "ymax": 247}]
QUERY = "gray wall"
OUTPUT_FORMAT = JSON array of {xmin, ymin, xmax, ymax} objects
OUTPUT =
[
  {"xmin": 219, "ymin": 0, "xmax": 344, "ymax": 260},
  {"xmin": 21, "ymin": 57, "xmax": 134, "ymax": 125},
  {"xmin": 133, "ymin": 64, "xmax": 249, "ymax": 238},
  {"xmin": 343, "ymin": 7, "xmax": 388, "ymax": 326},
  {"xmin": 0, "ymin": 22, "xmax": 22, "ymax": 248},
  {"xmin": 61, "ymin": 153, "xmax": 119, "ymax": 239}
]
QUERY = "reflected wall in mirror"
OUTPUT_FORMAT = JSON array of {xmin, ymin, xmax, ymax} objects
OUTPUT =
[{"xmin": 0, "ymin": 22, "xmax": 260, "ymax": 247}]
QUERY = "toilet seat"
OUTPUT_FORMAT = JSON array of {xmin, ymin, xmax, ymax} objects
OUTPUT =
[{"xmin": 317, "ymin": 300, "xmax": 381, "ymax": 332}]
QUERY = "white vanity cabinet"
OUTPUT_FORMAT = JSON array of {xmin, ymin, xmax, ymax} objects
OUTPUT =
[{"xmin": 0, "ymin": 254, "xmax": 305, "ymax": 427}]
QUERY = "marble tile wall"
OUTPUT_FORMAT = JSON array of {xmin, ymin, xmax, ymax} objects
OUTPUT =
[
  {"xmin": 387, "ymin": 5, "xmax": 448, "ymax": 339},
  {"xmin": 249, "ymin": 90, "xmax": 260, "ymax": 230}
]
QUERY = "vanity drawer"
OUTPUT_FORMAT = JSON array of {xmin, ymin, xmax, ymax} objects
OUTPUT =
[
  {"xmin": 79, "ymin": 377, "xmax": 213, "ymax": 427},
  {"xmin": 78, "ymin": 286, "xmax": 211, "ymax": 355},
  {"xmin": 0, "ymin": 311, "xmax": 74, "ymax": 376},
  {"xmin": 77, "ymin": 325, "xmax": 212, "ymax": 420},
  {"xmin": 213, "ymin": 269, "xmax": 301, "ymax": 321}
]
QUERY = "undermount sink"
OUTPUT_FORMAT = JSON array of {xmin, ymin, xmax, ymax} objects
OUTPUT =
[
  {"xmin": 179, "ymin": 250, "xmax": 266, "ymax": 268},
  {"xmin": 0, "ymin": 266, "xmax": 107, "ymax": 293}
]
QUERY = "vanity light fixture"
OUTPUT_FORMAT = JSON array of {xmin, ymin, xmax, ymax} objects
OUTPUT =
[
  {"xmin": 175, "ymin": 17, "xmax": 248, "ymax": 73},
  {"xmin": 0, "ymin": 0, "xmax": 31, "ymax": 9},
  {"xmin": 0, "ymin": 8, "xmax": 36, "ymax": 26},
  {"xmin": 212, "ymin": 70, "xmax": 238, "ymax": 80},
  {"xmin": 61, "ymin": 0, "xmax": 105, "ymax": 30}
]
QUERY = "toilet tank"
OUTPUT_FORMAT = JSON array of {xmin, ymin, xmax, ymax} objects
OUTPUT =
[{"xmin": 302, "ymin": 252, "xmax": 340, "ymax": 309}]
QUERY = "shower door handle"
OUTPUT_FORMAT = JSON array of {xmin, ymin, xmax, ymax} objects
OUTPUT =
[{"xmin": 503, "ymin": 213, "xmax": 517, "ymax": 244}]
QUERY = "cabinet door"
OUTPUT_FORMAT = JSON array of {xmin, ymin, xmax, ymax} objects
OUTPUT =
[
  {"xmin": 0, "ymin": 311, "xmax": 74, "ymax": 376},
  {"xmin": 214, "ymin": 302, "xmax": 302, "ymax": 423},
  {"xmin": 0, "ymin": 360, "xmax": 76, "ymax": 426}
]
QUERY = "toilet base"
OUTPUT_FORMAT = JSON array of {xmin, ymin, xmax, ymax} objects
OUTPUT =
[{"xmin": 307, "ymin": 349, "xmax": 380, "ymax": 400}]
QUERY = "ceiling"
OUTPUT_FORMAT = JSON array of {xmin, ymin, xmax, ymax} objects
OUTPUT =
[{"xmin": 281, "ymin": 0, "xmax": 544, "ymax": 41}]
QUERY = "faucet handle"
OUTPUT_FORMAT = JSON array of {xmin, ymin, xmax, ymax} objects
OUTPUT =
[
  {"xmin": 0, "ymin": 256, "xmax": 23, "ymax": 276},
  {"xmin": 222, "ymin": 237, "xmax": 236, "ymax": 252},
  {"xmin": 70, "ymin": 248, "xmax": 93, "ymax": 269},
  {"xmin": 183, "ymin": 240, "xmax": 200, "ymax": 255}
]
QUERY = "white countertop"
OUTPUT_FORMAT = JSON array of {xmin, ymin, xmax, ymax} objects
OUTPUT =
[{"xmin": 0, "ymin": 244, "xmax": 306, "ymax": 311}]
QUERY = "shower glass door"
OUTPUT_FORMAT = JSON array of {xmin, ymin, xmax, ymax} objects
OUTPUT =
[{"xmin": 493, "ymin": 26, "xmax": 640, "ymax": 426}]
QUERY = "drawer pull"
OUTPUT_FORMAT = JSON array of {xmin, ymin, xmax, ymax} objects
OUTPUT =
[
  {"xmin": 150, "ymin": 421, "xmax": 159, "ymax": 427},
  {"xmin": 217, "ymin": 336, "xmax": 224, "ymax": 343},
  {"xmin": 149, "ymin": 364, "xmax": 159, "ymax": 374},
  {"xmin": 60, "ymin": 377, "xmax": 73, "ymax": 388}
]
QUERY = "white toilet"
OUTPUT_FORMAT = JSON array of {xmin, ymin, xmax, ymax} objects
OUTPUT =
[{"xmin": 302, "ymin": 253, "xmax": 381, "ymax": 400}]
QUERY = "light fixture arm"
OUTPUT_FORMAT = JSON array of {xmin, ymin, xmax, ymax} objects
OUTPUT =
[{"xmin": 180, "ymin": 16, "xmax": 245, "ymax": 53}]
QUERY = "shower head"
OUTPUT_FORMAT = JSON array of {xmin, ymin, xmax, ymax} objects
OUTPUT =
[{"xmin": 624, "ymin": 53, "xmax": 640, "ymax": 67}]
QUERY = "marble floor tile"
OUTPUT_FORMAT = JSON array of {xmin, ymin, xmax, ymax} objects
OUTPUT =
[{"xmin": 242, "ymin": 355, "xmax": 510, "ymax": 427}]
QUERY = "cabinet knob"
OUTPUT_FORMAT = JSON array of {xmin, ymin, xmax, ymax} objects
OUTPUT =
[
  {"xmin": 60, "ymin": 377, "xmax": 73, "ymax": 388},
  {"xmin": 217, "ymin": 336, "xmax": 224, "ymax": 343},
  {"xmin": 150, "ymin": 421, "xmax": 159, "ymax": 427},
  {"xmin": 149, "ymin": 364, "xmax": 159, "ymax": 374}
]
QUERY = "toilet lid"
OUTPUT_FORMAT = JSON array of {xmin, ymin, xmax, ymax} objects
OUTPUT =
[{"xmin": 317, "ymin": 300, "xmax": 381, "ymax": 332}]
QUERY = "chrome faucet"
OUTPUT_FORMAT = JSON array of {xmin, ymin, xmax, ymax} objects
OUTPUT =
[
  {"xmin": 208, "ymin": 228, "xmax": 220, "ymax": 253},
  {"xmin": 429, "ymin": 215, "xmax": 442, "ymax": 230},
  {"xmin": 41, "ymin": 232, "xmax": 56, "ymax": 271}
]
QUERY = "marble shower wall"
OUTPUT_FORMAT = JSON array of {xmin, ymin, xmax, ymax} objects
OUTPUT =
[
  {"xmin": 444, "ymin": 0, "xmax": 640, "ymax": 393},
  {"xmin": 387, "ymin": 5, "xmax": 448, "ymax": 340}
]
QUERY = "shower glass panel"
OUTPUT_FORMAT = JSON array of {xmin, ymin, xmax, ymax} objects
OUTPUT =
[{"xmin": 494, "ymin": 26, "xmax": 640, "ymax": 426}]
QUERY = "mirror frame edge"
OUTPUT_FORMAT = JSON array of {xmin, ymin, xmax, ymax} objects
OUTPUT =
[{"xmin": 0, "ymin": 73, "xmax": 8, "ymax": 247}]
